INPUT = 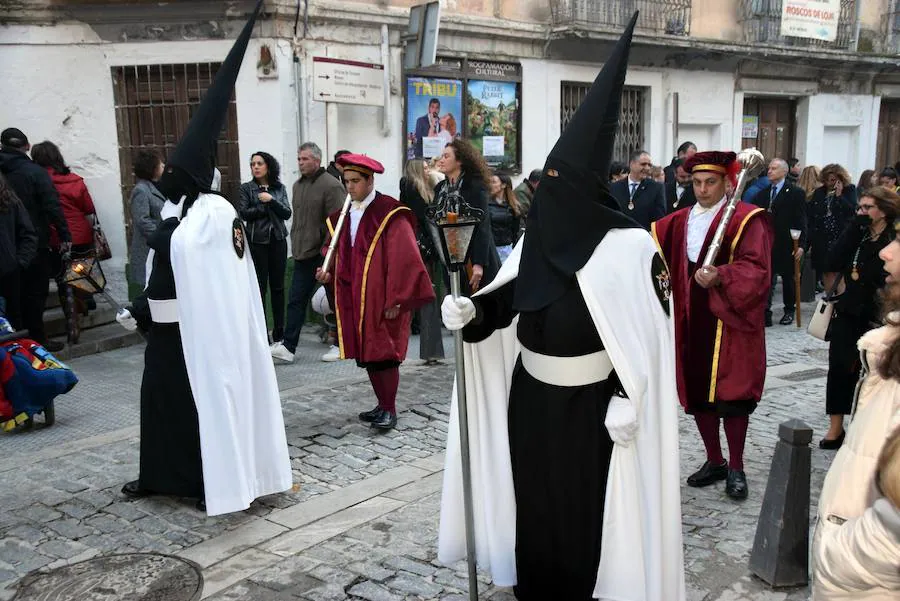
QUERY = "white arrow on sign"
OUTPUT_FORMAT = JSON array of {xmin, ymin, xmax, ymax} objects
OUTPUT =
[{"xmin": 312, "ymin": 57, "xmax": 385, "ymax": 107}]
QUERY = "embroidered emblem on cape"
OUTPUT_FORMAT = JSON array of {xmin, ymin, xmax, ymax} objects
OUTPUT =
[
  {"xmin": 232, "ymin": 218, "xmax": 245, "ymax": 258},
  {"xmin": 652, "ymin": 253, "xmax": 671, "ymax": 316}
]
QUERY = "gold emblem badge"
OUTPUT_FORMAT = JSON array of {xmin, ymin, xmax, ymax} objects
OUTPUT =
[
  {"xmin": 232, "ymin": 218, "xmax": 245, "ymax": 258},
  {"xmin": 652, "ymin": 253, "xmax": 671, "ymax": 316}
]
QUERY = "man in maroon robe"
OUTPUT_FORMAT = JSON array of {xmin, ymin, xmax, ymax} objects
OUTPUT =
[
  {"xmin": 316, "ymin": 154, "xmax": 435, "ymax": 431},
  {"xmin": 652, "ymin": 151, "xmax": 772, "ymax": 499}
]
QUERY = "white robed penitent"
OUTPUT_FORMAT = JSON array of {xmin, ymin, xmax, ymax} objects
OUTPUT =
[
  {"xmin": 170, "ymin": 193, "xmax": 293, "ymax": 516},
  {"xmin": 438, "ymin": 229, "xmax": 686, "ymax": 601}
]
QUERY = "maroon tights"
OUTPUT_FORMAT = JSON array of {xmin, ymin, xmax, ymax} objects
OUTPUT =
[
  {"xmin": 694, "ymin": 413, "xmax": 749, "ymax": 471},
  {"xmin": 367, "ymin": 367, "xmax": 399, "ymax": 415}
]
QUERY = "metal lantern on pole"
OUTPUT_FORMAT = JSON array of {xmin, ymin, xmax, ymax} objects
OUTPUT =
[
  {"xmin": 427, "ymin": 188, "xmax": 483, "ymax": 601},
  {"xmin": 62, "ymin": 255, "xmax": 146, "ymax": 339}
]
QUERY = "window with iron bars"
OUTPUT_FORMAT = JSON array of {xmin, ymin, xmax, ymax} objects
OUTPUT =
[
  {"xmin": 560, "ymin": 83, "xmax": 645, "ymax": 164},
  {"xmin": 738, "ymin": 0, "xmax": 856, "ymax": 49},
  {"xmin": 550, "ymin": 0, "xmax": 691, "ymax": 36}
]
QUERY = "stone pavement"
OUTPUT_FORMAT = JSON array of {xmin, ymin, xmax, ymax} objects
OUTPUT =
[{"xmin": 0, "ymin": 302, "xmax": 839, "ymax": 601}]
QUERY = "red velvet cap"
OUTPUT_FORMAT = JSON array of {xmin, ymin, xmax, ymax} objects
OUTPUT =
[
  {"xmin": 336, "ymin": 153, "xmax": 384, "ymax": 176},
  {"xmin": 684, "ymin": 151, "xmax": 740, "ymax": 187}
]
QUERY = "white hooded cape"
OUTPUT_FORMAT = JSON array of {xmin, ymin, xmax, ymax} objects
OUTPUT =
[
  {"xmin": 437, "ymin": 229, "xmax": 685, "ymax": 601},
  {"xmin": 169, "ymin": 193, "xmax": 292, "ymax": 516}
]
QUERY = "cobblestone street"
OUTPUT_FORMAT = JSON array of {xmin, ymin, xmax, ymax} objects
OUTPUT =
[{"xmin": 0, "ymin": 301, "xmax": 836, "ymax": 601}]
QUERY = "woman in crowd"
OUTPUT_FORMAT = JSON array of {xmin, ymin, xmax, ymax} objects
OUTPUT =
[
  {"xmin": 238, "ymin": 151, "xmax": 291, "ymax": 344},
  {"xmin": 879, "ymin": 167, "xmax": 900, "ymax": 193},
  {"xmin": 809, "ymin": 164, "xmax": 857, "ymax": 291},
  {"xmin": 400, "ymin": 158, "xmax": 445, "ymax": 365},
  {"xmin": 31, "ymin": 141, "xmax": 99, "ymax": 342},
  {"xmin": 857, "ymin": 169, "xmax": 877, "ymax": 198},
  {"xmin": 435, "ymin": 139, "xmax": 500, "ymax": 295},
  {"xmin": 608, "ymin": 161, "xmax": 628, "ymax": 184},
  {"xmin": 813, "ymin": 224, "xmax": 900, "ymax": 596},
  {"xmin": 487, "ymin": 172, "xmax": 522, "ymax": 263},
  {"xmin": 821, "ymin": 186, "xmax": 900, "ymax": 449},
  {"xmin": 797, "ymin": 165, "xmax": 821, "ymax": 201},
  {"xmin": 128, "ymin": 149, "xmax": 166, "ymax": 290},
  {"xmin": 0, "ymin": 173, "xmax": 36, "ymax": 331}
]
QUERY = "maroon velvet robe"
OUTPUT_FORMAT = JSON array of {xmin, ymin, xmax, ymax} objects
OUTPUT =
[
  {"xmin": 652, "ymin": 201, "xmax": 772, "ymax": 413},
  {"xmin": 325, "ymin": 192, "xmax": 435, "ymax": 364}
]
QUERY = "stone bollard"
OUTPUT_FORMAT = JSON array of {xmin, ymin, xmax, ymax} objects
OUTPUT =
[{"xmin": 749, "ymin": 419, "xmax": 812, "ymax": 587}]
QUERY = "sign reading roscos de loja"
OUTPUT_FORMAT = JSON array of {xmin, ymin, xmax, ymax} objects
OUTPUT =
[{"xmin": 313, "ymin": 57, "xmax": 385, "ymax": 107}]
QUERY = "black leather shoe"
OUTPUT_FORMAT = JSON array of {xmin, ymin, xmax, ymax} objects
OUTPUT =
[
  {"xmin": 725, "ymin": 469, "xmax": 748, "ymax": 500},
  {"xmin": 359, "ymin": 406, "xmax": 383, "ymax": 422},
  {"xmin": 42, "ymin": 339, "xmax": 65, "ymax": 353},
  {"xmin": 122, "ymin": 480, "xmax": 153, "ymax": 498},
  {"xmin": 686, "ymin": 460, "xmax": 728, "ymax": 487},
  {"xmin": 765, "ymin": 314, "xmax": 773, "ymax": 327},
  {"xmin": 370, "ymin": 410, "xmax": 397, "ymax": 431},
  {"xmin": 779, "ymin": 313, "xmax": 794, "ymax": 325},
  {"xmin": 819, "ymin": 430, "xmax": 845, "ymax": 450}
]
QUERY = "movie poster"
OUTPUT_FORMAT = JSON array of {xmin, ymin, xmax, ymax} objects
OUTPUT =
[
  {"xmin": 406, "ymin": 77, "xmax": 464, "ymax": 160},
  {"xmin": 466, "ymin": 80, "xmax": 518, "ymax": 170}
]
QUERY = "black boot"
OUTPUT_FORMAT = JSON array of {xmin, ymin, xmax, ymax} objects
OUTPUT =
[
  {"xmin": 358, "ymin": 406, "xmax": 383, "ymax": 422},
  {"xmin": 370, "ymin": 411, "xmax": 397, "ymax": 431},
  {"xmin": 122, "ymin": 480, "xmax": 153, "ymax": 498},
  {"xmin": 686, "ymin": 460, "xmax": 728, "ymax": 487}
]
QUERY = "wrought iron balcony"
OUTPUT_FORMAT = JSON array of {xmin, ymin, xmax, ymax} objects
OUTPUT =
[
  {"xmin": 738, "ymin": 0, "xmax": 856, "ymax": 50},
  {"xmin": 550, "ymin": 0, "xmax": 692, "ymax": 36}
]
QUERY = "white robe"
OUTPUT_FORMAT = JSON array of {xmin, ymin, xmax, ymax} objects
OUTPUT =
[
  {"xmin": 437, "ymin": 229, "xmax": 686, "ymax": 601},
  {"xmin": 170, "ymin": 193, "xmax": 293, "ymax": 516}
]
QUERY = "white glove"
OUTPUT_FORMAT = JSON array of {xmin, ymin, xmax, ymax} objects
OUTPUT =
[
  {"xmin": 116, "ymin": 308, "xmax": 138, "ymax": 331},
  {"xmin": 441, "ymin": 295, "xmax": 476, "ymax": 331},
  {"xmin": 605, "ymin": 395, "xmax": 638, "ymax": 446}
]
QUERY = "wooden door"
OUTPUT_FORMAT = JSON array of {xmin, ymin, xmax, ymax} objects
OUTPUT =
[
  {"xmin": 111, "ymin": 63, "xmax": 241, "ymax": 254},
  {"xmin": 877, "ymin": 100, "xmax": 900, "ymax": 171},
  {"xmin": 742, "ymin": 97, "xmax": 795, "ymax": 161}
]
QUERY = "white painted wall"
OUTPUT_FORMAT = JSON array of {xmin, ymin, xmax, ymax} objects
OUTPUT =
[
  {"xmin": 0, "ymin": 24, "xmax": 292, "ymax": 294},
  {"xmin": 795, "ymin": 94, "xmax": 880, "ymax": 180},
  {"xmin": 666, "ymin": 69, "xmax": 736, "ymax": 155}
]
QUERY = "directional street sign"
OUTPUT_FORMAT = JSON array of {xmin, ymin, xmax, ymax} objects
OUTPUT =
[{"xmin": 312, "ymin": 57, "xmax": 385, "ymax": 106}]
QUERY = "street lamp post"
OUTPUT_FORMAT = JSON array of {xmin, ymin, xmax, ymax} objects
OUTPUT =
[{"xmin": 427, "ymin": 191, "xmax": 483, "ymax": 601}]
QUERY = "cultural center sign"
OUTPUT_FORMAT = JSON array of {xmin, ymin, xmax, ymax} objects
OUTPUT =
[{"xmin": 780, "ymin": 0, "xmax": 841, "ymax": 43}]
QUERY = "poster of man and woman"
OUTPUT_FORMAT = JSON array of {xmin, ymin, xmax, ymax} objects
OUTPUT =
[{"xmin": 406, "ymin": 76, "xmax": 519, "ymax": 169}]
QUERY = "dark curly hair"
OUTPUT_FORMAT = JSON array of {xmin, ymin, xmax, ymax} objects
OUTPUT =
[
  {"xmin": 31, "ymin": 141, "xmax": 70, "ymax": 175},
  {"xmin": 446, "ymin": 139, "xmax": 491, "ymax": 190},
  {"xmin": 133, "ymin": 149, "xmax": 163, "ymax": 181},
  {"xmin": 250, "ymin": 151, "xmax": 282, "ymax": 188}
]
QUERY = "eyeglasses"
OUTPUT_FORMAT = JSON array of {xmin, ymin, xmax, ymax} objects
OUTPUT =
[{"xmin": 858, "ymin": 204, "xmax": 876, "ymax": 211}]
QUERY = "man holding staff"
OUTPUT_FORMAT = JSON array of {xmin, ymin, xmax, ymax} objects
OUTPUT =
[
  {"xmin": 652, "ymin": 151, "xmax": 772, "ymax": 500},
  {"xmin": 315, "ymin": 154, "xmax": 434, "ymax": 431}
]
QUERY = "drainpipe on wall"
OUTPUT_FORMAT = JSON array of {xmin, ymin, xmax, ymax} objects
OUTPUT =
[
  {"xmin": 293, "ymin": 39, "xmax": 307, "ymax": 146},
  {"xmin": 381, "ymin": 24, "xmax": 391, "ymax": 137},
  {"xmin": 850, "ymin": 0, "xmax": 862, "ymax": 52}
]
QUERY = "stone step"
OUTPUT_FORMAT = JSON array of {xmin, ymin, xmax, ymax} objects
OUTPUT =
[
  {"xmin": 51, "ymin": 322, "xmax": 144, "ymax": 361},
  {"xmin": 44, "ymin": 304, "xmax": 117, "ymax": 339}
]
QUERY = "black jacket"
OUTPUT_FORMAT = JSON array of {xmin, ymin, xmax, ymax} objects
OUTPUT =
[
  {"xmin": 808, "ymin": 184, "xmax": 857, "ymax": 273},
  {"xmin": 399, "ymin": 177, "xmax": 439, "ymax": 263},
  {"xmin": 434, "ymin": 175, "xmax": 500, "ymax": 293},
  {"xmin": 488, "ymin": 200, "xmax": 520, "ymax": 247},
  {"xmin": 826, "ymin": 217, "xmax": 892, "ymax": 323},
  {"xmin": 664, "ymin": 180, "xmax": 696, "ymax": 213},
  {"xmin": 0, "ymin": 198, "xmax": 37, "ymax": 276},
  {"xmin": 0, "ymin": 149, "xmax": 70, "ymax": 249},
  {"xmin": 325, "ymin": 162, "xmax": 344, "ymax": 185},
  {"xmin": 753, "ymin": 180, "xmax": 808, "ymax": 274},
  {"xmin": 609, "ymin": 177, "xmax": 666, "ymax": 229},
  {"xmin": 238, "ymin": 181, "xmax": 291, "ymax": 244}
]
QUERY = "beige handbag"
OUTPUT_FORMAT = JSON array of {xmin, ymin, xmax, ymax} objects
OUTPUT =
[{"xmin": 807, "ymin": 274, "xmax": 843, "ymax": 341}]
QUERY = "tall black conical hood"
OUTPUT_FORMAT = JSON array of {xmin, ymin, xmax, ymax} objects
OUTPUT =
[
  {"xmin": 513, "ymin": 12, "xmax": 640, "ymax": 312},
  {"xmin": 161, "ymin": 0, "xmax": 262, "ymax": 197}
]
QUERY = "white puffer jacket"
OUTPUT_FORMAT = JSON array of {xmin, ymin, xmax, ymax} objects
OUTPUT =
[{"xmin": 812, "ymin": 322, "xmax": 900, "ymax": 600}]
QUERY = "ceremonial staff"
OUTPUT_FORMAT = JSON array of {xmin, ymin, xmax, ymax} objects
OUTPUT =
[
  {"xmin": 427, "ymin": 189, "xmax": 484, "ymax": 601},
  {"xmin": 701, "ymin": 148, "xmax": 766, "ymax": 269},
  {"xmin": 322, "ymin": 193, "xmax": 353, "ymax": 274}
]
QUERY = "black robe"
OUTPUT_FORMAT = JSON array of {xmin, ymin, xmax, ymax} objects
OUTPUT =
[
  {"xmin": 131, "ymin": 218, "xmax": 203, "ymax": 498},
  {"xmin": 463, "ymin": 278, "xmax": 615, "ymax": 601}
]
